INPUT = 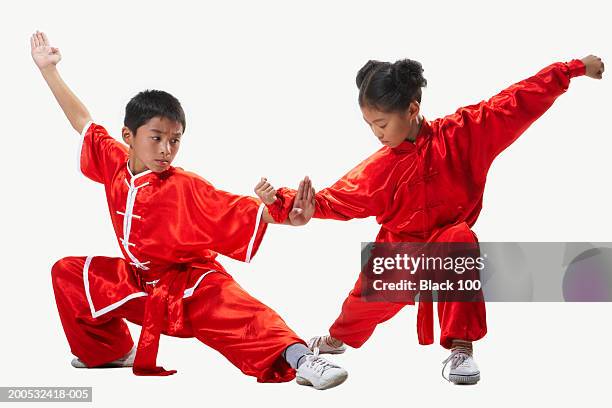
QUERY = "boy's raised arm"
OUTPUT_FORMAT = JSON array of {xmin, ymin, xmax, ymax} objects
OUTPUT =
[{"xmin": 31, "ymin": 30, "xmax": 92, "ymax": 134}]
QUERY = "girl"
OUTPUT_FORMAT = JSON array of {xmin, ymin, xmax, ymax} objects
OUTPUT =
[{"xmin": 256, "ymin": 54, "xmax": 605, "ymax": 384}]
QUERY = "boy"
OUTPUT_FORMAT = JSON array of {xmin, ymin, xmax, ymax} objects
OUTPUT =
[{"xmin": 31, "ymin": 31, "xmax": 346, "ymax": 390}]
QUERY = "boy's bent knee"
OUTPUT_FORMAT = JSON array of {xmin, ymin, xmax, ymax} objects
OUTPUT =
[{"xmin": 51, "ymin": 256, "xmax": 83, "ymax": 284}]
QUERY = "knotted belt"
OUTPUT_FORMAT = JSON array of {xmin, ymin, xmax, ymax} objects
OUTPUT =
[{"xmin": 132, "ymin": 268, "xmax": 191, "ymax": 376}]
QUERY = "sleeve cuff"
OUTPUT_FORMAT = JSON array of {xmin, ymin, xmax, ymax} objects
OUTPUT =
[
  {"xmin": 77, "ymin": 120, "xmax": 94, "ymax": 175},
  {"xmin": 266, "ymin": 195, "xmax": 288, "ymax": 224},
  {"xmin": 266, "ymin": 187, "xmax": 297, "ymax": 224},
  {"xmin": 80, "ymin": 120, "xmax": 94, "ymax": 136},
  {"xmin": 567, "ymin": 59, "xmax": 586, "ymax": 78}
]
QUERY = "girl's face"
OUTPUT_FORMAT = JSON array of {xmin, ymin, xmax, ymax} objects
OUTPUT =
[
  {"xmin": 361, "ymin": 101, "xmax": 420, "ymax": 148},
  {"xmin": 122, "ymin": 116, "xmax": 183, "ymax": 175}
]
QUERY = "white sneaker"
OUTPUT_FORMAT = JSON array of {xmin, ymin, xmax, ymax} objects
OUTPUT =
[
  {"xmin": 442, "ymin": 348, "xmax": 480, "ymax": 385},
  {"xmin": 71, "ymin": 347, "xmax": 136, "ymax": 369},
  {"xmin": 296, "ymin": 350, "xmax": 348, "ymax": 390},
  {"xmin": 307, "ymin": 335, "xmax": 347, "ymax": 355}
]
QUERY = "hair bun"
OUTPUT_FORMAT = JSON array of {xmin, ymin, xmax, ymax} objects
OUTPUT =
[
  {"xmin": 356, "ymin": 57, "xmax": 427, "ymax": 111},
  {"xmin": 392, "ymin": 59, "xmax": 427, "ymax": 91},
  {"xmin": 356, "ymin": 60, "xmax": 385, "ymax": 89}
]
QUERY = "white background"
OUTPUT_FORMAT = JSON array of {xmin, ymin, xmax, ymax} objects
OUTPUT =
[{"xmin": 1, "ymin": 0, "xmax": 611, "ymax": 406}]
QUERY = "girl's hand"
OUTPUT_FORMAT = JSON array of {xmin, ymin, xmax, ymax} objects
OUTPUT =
[
  {"xmin": 31, "ymin": 31, "xmax": 61, "ymax": 71},
  {"xmin": 288, "ymin": 176, "xmax": 315, "ymax": 226},
  {"xmin": 581, "ymin": 55, "xmax": 604, "ymax": 79},
  {"xmin": 254, "ymin": 177, "xmax": 277, "ymax": 205}
]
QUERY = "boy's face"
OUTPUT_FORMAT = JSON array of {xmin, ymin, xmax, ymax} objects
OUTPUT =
[{"xmin": 122, "ymin": 116, "xmax": 183, "ymax": 174}]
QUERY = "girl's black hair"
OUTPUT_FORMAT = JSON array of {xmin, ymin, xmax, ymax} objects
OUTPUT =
[
  {"xmin": 124, "ymin": 90, "xmax": 186, "ymax": 134},
  {"xmin": 356, "ymin": 59, "xmax": 427, "ymax": 112}
]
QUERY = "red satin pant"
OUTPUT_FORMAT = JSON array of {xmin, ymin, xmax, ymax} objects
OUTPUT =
[
  {"xmin": 330, "ymin": 223, "xmax": 488, "ymax": 349},
  {"xmin": 51, "ymin": 256, "xmax": 303, "ymax": 382},
  {"xmin": 328, "ymin": 274, "xmax": 487, "ymax": 349}
]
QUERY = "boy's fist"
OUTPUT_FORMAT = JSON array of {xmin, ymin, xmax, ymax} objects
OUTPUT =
[
  {"xmin": 254, "ymin": 177, "xmax": 277, "ymax": 205},
  {"xmin": 31, "ymin": 31, "xmax": 61, "ymax": 70},
  {"xmin": 581, "ymin": 55, "xmax": 604, "ymax": 79}
]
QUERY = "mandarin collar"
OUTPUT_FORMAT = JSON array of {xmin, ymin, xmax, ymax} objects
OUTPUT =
[
  {"xmin": 390, "ymin": 117, "xmax": 432, "ymax": 154},
  {"xmin": 125, "ymin": 160, "xmax": 175, "ymax": 184}
]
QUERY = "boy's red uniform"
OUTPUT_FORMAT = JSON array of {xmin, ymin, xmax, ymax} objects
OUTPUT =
[
  {"xmin": 52, "ymin": 122, "xmax": 303, "ymax": 379},
  {"xmin": 268, "ymin": 60, "xmax": 586, "ymax": 349}
]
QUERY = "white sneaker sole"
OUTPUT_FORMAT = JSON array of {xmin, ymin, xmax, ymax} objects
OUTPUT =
[
  {"xmin": 296, "ymin": 372, "xmax": 348, "ymax": 390},
  {"xmin": 449, "ymin": 372, "xmax": 480, "ymax": 385},
  {"xmin": 71, "ymin": 358, "xmax": 133, "ymax": 369}
]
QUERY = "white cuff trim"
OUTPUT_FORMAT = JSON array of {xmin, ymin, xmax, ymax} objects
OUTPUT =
[
  {"xmin": 245, "ymin": 203, "xmax": 265, "ymax": 263},
  {"xmin": 77, "ymin": 120, "xmax": 94, "ymax": 176}
]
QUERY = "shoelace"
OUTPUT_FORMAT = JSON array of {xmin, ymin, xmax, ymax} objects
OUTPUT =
[
  {"xmin": 306, "ymin": 348, "xmax": 339, "ymax": 375},
  {"xmin": 310, "ymin": 335, "xmax": 341, "ymax": 350},
  {"xmin": 441, "ymin": 346, "xmax": 472, "ymax": 381}
]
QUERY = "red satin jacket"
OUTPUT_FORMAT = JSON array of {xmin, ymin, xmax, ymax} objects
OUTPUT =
[
  {"xmin": 269, "ymin": 60, "xmax": 586, "ymax": 343},
  {"xmin": 77, "ymin": 122, "xmax": 267, "ymax": 374}
]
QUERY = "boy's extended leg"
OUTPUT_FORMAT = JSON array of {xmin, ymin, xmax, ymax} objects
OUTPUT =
[{"xmin": 185, "ymin": 271, "xmax": 347, "ymax": 388}]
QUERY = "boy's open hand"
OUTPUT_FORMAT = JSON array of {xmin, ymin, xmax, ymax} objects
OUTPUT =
[
  {"xmin": 581, "ymin": 55, "xmax": 605, "ymax": 79},
  {"xmin": 254, "ymin": 177, "xmax": 277, "ymax": 205},
  {"xmin": 288, "ymin": 176, "xmax": 315, "ymax": 226},
  {"xmin": 31, "ymin": 30, "xmax": 61, "ymax": 70}
]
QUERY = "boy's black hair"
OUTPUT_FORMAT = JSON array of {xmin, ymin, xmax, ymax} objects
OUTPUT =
[
  {"xmin": 124, "ymin": 90, "xmax": 186, "ymax": 133},
  {"xmin": 356, "ymin": 59, "xmax": 427, "ymax": 112}
]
